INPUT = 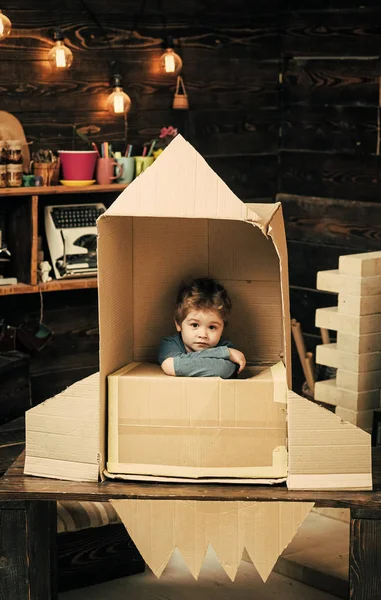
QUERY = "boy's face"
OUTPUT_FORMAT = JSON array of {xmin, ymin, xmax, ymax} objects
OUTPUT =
[{"xmin": 175, "ymin": 309, "xmax": 224, "ymax": 353}]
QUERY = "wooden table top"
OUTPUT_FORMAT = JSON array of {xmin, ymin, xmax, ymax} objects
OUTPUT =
[{"xmin": 0, "ymin": 450, "xmax": 380, "ymax": 509}]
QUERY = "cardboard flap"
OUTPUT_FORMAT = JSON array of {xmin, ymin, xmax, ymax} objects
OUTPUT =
[
  {"xmin": 245, "ymin": 202, "xmax": 281, "ymax": 235},
  {"xmin": 267, "ymin": 204, "xmax": 291, "ymax": 384},
  {"xmin": 111, "ymin": 499, "xmax": 314, "ymax": 582}
]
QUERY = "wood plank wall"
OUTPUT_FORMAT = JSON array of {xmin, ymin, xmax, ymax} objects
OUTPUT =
[
  {"xmin": 0, "ymin": 0, "xmax": 380, "ymax": 403},
  {"xmin": 0, "ymin": 0, "xmax": 279, "ymax": 199},
  {"xmin": 0, "ymin": 0, "xmax": 279, "ymax": 404},
  {"xmin": 279, "ymin": 0, "xmax": 381, "ymax": 359}
]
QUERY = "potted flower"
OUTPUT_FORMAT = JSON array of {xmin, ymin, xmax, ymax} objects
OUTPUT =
[{"xmin": 144, "ymin": 126, "xmax": 178, "ymax": 160}]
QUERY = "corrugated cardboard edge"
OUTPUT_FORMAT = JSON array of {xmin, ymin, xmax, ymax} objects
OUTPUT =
[
  {"xmin": 103, "ymin": 471, "xmax": 287, "ymax": 484},
  {"xmin": 111, "ymin": 499, "xmax": 314, "ymax": 582},
  {"xmin": 245, "ymin": 201, "xmax": 290, "ymax": 390},
  {"xmin": 24, "ymin": 372, "xmax": 100, "ymax": 482},
  {"xmin": 24, "ymin": 457, "xmax": 99, "ymax": 482},
  {"xmin": 287, "ymin": 390, "xmax": 372, "ymax": 490},
  {"xmin": 108, "ymin": 362, "xmax": 141, "ymax": 467},
  {"xmin": 267, "ymin": 204, "xmax": 291, "ymax": 389}
]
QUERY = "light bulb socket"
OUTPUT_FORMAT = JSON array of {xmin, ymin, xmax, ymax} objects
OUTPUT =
[
  {"xmin": 163, "ymin": 35, "xmax": 174, "ymax": 49},
  {"xmin": 111, "ymin": 73, "xmax": 123, "ymax": 88},
  {"xmin": 52, "ymin": 27, "xmax": 65, "ymax": 42}
]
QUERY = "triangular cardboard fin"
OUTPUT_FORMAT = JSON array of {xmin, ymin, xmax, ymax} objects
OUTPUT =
[
  {"xmin": 187, "ymin": 501, "xmax": 242, "ymax": 582},
  {"xmin": 174, "ymin": 500, "xmax": 209, "ymax": 579},
  {"xmin": 242, "ymin": 501, "xmax": 314, "ymax": 581},
  {"xmin": 111, "ymin": 499, "xmax": 175, "ymax": 578},
  {"xmin": 24, "ymin": 372, "xmax": 100, "ymax": 482},
  {"xmin": 287, "ymin": 390, "xmax": 372, "ymax": 490},
  {"xmin": 111, "ymin": 499, "xmax": 314, "ymax": 582}
]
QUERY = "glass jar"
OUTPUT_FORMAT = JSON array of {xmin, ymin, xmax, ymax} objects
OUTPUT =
[
  {"xmin": 6, "ymin": 163, "xmax": 23, "ymax": 187},
  {"xmin": 0, "ymin": 164, "xmax": 7, "ymax": 187},
  {"xmin": 0, "ymin": 141, "xmax": 7, "ymax": 165},
  {"xmin": 6, "ymin": 139, "xmax": 23, "ymax": 164}
]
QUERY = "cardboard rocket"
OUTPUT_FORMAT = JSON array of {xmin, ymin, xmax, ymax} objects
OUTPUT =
[{"xmin": 24, "ymin": 136, "xmax": 372, "ymax": 581}]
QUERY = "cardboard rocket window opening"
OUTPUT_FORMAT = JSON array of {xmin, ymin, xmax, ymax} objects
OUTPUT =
[{"xmin": 24, "ymin": 135, "xmax": 372, "ymax": 581}]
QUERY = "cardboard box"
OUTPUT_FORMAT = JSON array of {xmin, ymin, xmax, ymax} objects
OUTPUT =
[
  {"xmin": 89, "ymin": 135, "xmax": 293, "ymax": 483},
  {"xmin": 107, "ymin": 362, "xmax": 288, "ymax": 481}
]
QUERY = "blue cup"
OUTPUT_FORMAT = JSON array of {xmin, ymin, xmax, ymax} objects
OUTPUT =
[{"xmin": 115, "ymin": 157, "xmax": 135, "ymax": 184}]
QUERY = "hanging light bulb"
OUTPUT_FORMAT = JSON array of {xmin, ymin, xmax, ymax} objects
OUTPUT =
[
  {"xmin": 48, "ymin": 28, "xmax": 73, "ymax": 70},
  {"xmin": 106, "ymin": 74, "xmax": 131, "ymax": 115},
  {"xmin": 160, "ymin": 36, "xmax": 182, "ymax": 75},
  {"xmin": 0, "ymin": 10, "xmax": 12, "ymax": 40}
]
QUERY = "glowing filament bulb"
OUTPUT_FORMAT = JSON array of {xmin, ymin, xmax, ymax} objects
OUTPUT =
[
  {"xmin": 113, "ymin": 93, "xmax": 124, "ymax": 114},
  {"xmin": 55, "ymin": 47, "xmax": 66, "ymax": 68},
  {"xmin": 106, "ymin": 79, "xmax": 131, "ymax": 115},
  {"xmin": 164, "ymin": 53, "xmax": 175, "ymax": 73},
  {"xmin": 0, "ymin": 10, "xmax": 12, "ymax": 40},
  {"xmin": 48, "ymin": 39, "xmax": 73, "ymax": 70},
  {"xmin": 160, "ymin": 47, "xmax": 182, "ymax": 76}
]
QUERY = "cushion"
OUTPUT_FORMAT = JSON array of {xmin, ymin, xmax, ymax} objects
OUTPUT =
[{"xmin": 57, "ymin": 500, "xmax": 121, "ymax": 534}]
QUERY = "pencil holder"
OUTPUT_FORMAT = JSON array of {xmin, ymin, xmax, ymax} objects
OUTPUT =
[
  {"xmin": 135, "ymin": 156, "xmax": 154, "ymax": 176},
  {"xmin": 31, "ymin": 161, "xmax": 60, "ymax": 186},
  {"xmin": 115, "ymin": 157, "xmax": 135, "ymax": 184}
]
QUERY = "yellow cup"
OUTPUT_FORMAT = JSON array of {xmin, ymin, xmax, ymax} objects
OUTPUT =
[
  {"xmin": 153, "ymin": 148, "xmax": 163, "ymax": 160},
  {"xmin": 135, "ymin": 156, "xmax": 154, "ymax": 176}
]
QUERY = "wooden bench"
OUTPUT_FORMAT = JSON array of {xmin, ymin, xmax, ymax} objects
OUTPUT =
[
  {"xmin": 0, "ymin": 423, "xmax": 144, "ymax": 594},
  {"xmin": 1, "ymin": 450, "xmax": 381, "ymax": 600}
]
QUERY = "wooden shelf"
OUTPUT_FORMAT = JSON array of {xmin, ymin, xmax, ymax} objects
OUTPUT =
[
  {"xmin": 0, "ymin": 278, "xmax": 98, "ymax": 296},
  {"xmin": 0, "ymin": 183, "xmax": 127, "ymax": 197},
  {"xmin": 0, "ymin": 184, "xmax": 125, "ymax": 296}
]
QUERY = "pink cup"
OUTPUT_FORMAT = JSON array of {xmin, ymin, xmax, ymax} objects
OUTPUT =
[
  {"xmin": 96, "ymin": 158, "xmax": 123, "ymax": 185},
  {"xmin": 58, "ymin": 150, "xmax": 98, "ymax": 181}
]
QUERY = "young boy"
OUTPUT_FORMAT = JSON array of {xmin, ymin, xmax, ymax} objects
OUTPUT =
[{"xmin": 158, "ymin": 277, "xmax": 246, "ymax": 378}]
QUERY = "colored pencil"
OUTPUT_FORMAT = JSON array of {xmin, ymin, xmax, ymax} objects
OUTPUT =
[{"xmin": 92, "ymin": 142, "xmax": 100, "ymax": 157}]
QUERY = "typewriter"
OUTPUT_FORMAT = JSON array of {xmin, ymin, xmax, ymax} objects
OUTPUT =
[{"xmin": 45, "ymin": 203, "xmax": 106, "ymax": 279}]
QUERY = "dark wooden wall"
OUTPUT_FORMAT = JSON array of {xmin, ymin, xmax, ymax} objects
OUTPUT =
[
  {"xmin": 0, "ymin": 0, "xmax": 279, "ymax": 200},
  {"xmin": 0, "ymin": 0, "xmax": 380, "ymax": 404},
  {"xmin": 279, "ymin": 0, "xmax": 381, "ymax": 355}
]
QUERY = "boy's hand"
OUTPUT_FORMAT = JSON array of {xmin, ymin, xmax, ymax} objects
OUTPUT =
[{"xmin": 228, "ymin": 348, "xmax": 246, "ymax": 374}]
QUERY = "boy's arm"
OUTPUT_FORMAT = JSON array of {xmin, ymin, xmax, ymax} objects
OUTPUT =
[
  {"xmin": 159, "ymin": 338, "xmax": 232, "ymax": 364},
  {"xmin": 159, "ymin": 337, "xmax": 243, "ymax": 378},
  {"xmin": 173, "ymin": 351, "xmax": 237, "ymax": 378},
  {"xmin": 161, "ymin": 357, "xmax": 176, "ymax": 376},
  {"xmin": 158, "ymin": 336, "xmax": 184, "ymax": 364}
]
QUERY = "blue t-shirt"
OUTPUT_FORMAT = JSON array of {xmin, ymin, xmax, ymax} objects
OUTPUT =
[{"xmin": 158, "ymin": 333, "xmax": 237, "ymax": 378}]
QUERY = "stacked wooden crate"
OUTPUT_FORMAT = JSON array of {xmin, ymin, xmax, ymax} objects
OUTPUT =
[{"xmin": 314, "ymin": 252, "xmax": 381, "ymax": 432}]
